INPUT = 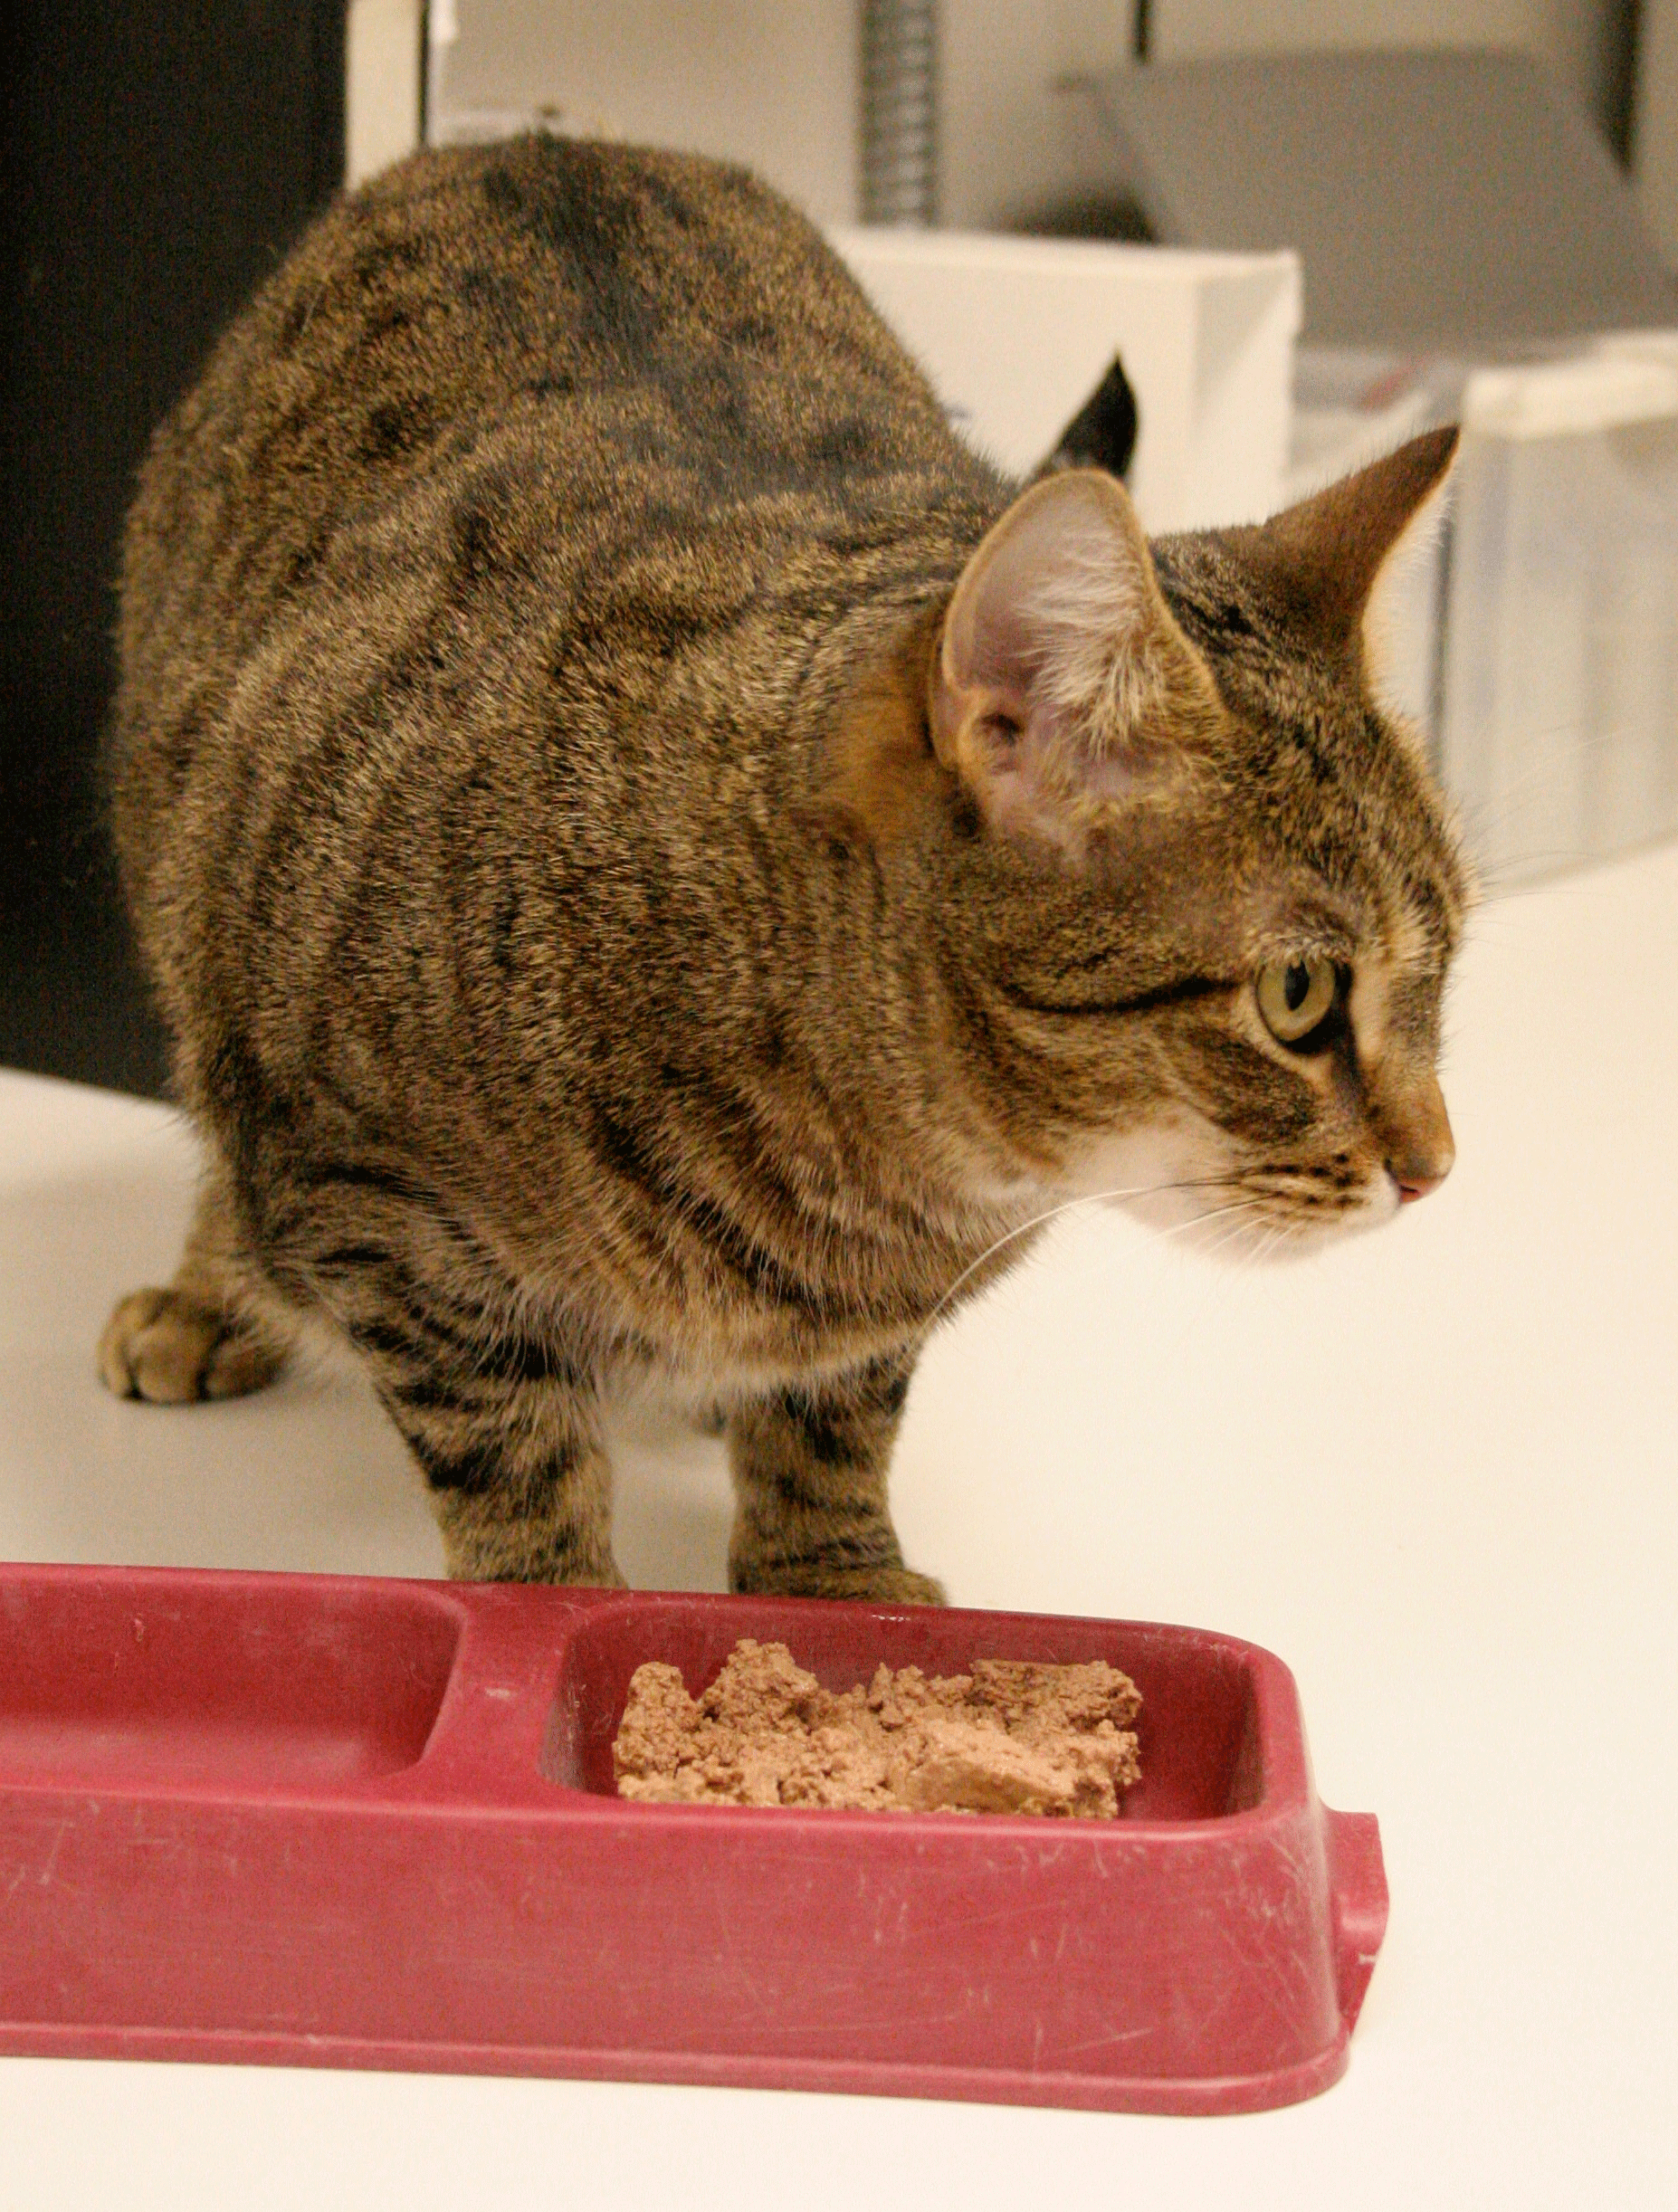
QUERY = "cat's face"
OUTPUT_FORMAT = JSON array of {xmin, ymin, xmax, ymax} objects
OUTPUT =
[
  {"xmin": 920, "ymin": 434, "xmax": 1466, "ymax": 1254},
  {"xmin": 1049, "ymin": 877, "xmax": 1460, "ymax": 1258}
]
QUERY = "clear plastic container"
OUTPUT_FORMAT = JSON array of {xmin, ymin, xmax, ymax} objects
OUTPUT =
[{"xmin": 1439, "ymin": 354, "xmax": 1678, "ymax": 887}]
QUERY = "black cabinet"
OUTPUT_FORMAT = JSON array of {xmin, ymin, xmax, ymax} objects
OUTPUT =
[{"xmin": 2, "ymin": 2, "xmax": 346, "ymax": 1094}]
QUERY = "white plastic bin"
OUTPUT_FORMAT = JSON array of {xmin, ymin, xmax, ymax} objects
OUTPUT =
[{"xmin": 831, "ymin": 229, "xmax": 1301, "ymax": 533}]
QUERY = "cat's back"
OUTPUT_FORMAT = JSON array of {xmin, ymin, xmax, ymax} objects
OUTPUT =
[
  {"xmin": 110, "ymin": 137, "xmax": 971, "ymax": 920},
  {"xmin": 125, "ymin": 133, "xmax": 946, "ymax": 579}
]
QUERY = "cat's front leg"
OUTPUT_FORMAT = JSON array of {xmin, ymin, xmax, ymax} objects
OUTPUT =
[
  {"xmin": 349, "ymin": 1320, "xmax": 624, "ymax": 1587},
  {"xmin": 726, "ymin": 1348, "xmax": 944, "ymax": 1605}
]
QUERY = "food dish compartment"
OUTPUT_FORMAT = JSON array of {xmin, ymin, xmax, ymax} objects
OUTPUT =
[
  {"xmin": 541, "ymin": 1591, "xmax": 1266, "ymax": 1819},
  {"xmin": 0, "ymin": 1568, "xmax": 462, "ymax": 1791}
]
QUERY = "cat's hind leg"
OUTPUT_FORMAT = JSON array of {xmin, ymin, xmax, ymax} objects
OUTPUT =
[
  {"xmin": 727, "ymin": 1348, "xmax": 945, "ymax": 1605},
  {"xmin": 98, "ymin": 1170, "xmax": 292, "ymax": 1404}
]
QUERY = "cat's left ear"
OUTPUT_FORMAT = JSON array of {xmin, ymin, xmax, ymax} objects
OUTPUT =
[
  {"xmin": 930, "ymin": 471, "xmax": 1220, "ymax": 861},
  {"xmin": 1243, "ymin": 425, "xmax": 1460, "ymax": 662}
]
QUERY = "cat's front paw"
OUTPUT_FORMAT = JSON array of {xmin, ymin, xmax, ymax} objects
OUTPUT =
[
  {"xmin": 97, "ymin": 1287, "xmax": 285, "ymax": 1404},
  {"xmin": 842, "ymin": 1566, "xmax": 948, "ymax": 1608},
  {"xmin": 731, "ymin": 1558, "xmax": 948, "ymax": 1607}
]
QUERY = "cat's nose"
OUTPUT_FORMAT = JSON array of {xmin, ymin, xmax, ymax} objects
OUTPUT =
[
  {"xmin": 1386, "ymin": 1128, "xmax": 1454, "ymax": 1203},
  {"xmin": 1380, "ymin": 1072, "xmax": 1454, "ymax": 1204}
]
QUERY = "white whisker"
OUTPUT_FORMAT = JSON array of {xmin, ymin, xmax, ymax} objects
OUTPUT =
[
  {"xmin": 1187, "ymin": 1204, "xmax": 1272, "ymax": 1263},
  {"xmin": 924, "ymin": 1172, "xmax": 1235, "ymax": 1330},
  {"xmin": 1157, "ymin": 1197, "xmax": 1264, "ymax": 1247}
]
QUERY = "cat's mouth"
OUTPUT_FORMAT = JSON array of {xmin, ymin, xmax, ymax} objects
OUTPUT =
[{"xmin": 1122, "ymin": 1178, "xmax": 1395, "ymax": 1263}]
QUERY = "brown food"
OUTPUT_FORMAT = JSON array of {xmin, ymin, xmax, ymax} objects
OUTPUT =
[{"xmin": 612, "ymin": 1639, "xmax": 1142, "ymax": 1817}]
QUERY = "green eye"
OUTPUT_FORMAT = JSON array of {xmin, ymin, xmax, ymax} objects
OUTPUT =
[{"xmin": 1256, "ymin": 958, "xmax": 1339, "ymax": 1047}]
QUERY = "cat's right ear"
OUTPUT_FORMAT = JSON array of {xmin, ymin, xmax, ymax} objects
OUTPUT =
[{"xmin": 930, "ymin": 472, "xmax": 1219, "ymax": 863}]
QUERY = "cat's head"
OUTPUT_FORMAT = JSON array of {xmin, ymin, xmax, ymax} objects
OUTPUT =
[{"xmin": 851, "ymin": 430, "xmax": 1468, "ymax": 1254}]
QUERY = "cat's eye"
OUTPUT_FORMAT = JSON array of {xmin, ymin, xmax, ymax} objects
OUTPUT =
[{"xmin": 1255, "ymin": 958, "xmax": 1339, "ymax": 1048}]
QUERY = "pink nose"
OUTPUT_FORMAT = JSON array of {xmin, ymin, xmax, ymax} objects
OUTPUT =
[{"xmin": 1393, "ymin": 1170, "xmax": 1445, "ymax": 1205}]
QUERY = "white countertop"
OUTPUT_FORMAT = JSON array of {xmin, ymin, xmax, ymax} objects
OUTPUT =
[{"xmin": 3, "ymin": 839, "xmax": 1676, "ymax": 2209}]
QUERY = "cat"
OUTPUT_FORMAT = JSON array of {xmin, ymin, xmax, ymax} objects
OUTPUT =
[{"xmin": 99, "ymin": 135, "xmax": 1465, "ymax": 1602}]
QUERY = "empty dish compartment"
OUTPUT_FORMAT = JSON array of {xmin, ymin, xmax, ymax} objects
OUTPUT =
[{"xmin": 0, "ymin": 1566, "xmax": 461, "ymax": 1789}]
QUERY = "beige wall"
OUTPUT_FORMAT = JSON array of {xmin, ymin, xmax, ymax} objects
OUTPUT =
[
  {"xmin": 407, "ymin": 1, "xmax": 1627, "ymax": 228},
  {"xmin": 946, "ymin": 2, "xmax": 1631, "ymax": 227},
  {"xmin": 346, "ymin": 0, "xmax": 423, "ymax": 188},
  {"xmin": 937, "ymin": 4, "xmax": 1131, "ymax": 229},
  {"xmin": 434, "ymin": 0, "xmax": 859, "ymax": 222}
]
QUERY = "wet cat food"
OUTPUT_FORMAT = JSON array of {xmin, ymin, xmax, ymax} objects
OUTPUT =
[{"xmin": 613, "ymin": 1637, "xmax": 1142, "ymax": 1816}]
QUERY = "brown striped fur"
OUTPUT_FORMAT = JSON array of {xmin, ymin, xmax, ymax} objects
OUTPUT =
[{"xmin": 99, "ymin": 137, "xmax": 1466, "ymax": 1597}]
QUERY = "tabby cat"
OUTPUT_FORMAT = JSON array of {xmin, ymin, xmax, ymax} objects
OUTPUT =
[{"xmin": 99, "ymin": 137, "xmax": 1464, "ymax": 1601}]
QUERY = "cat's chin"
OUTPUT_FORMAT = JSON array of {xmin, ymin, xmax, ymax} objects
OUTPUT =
[
  {"xmin": 1063, "ymin": 1120, "xmax": 1225, "ymax": 1235},
  {"xmin": 1176, "ymin": 1212, "xmax": 1354, "ymax": 1265},
  {"xmin": 1164, "ymin": 1178, "xmax": 1399, "ymax": 1264}
]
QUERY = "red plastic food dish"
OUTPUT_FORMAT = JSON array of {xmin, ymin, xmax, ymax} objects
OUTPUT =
[{"xmin": 0, "ymin": 1563, "xmax": 1386, "ymax": 2114}]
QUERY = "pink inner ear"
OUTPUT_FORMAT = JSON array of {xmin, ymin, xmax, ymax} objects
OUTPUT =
[
  {"xmin": 932, "ymin": 470, "xmax": 1213, "ymax": 857},
  {"xmin": 974, "ymin": 719, "xmax": 1149, "ymax": 856},
  {"xmin": 964, "ymin": 612, "xmax": 1044, "ymax": 714},
  {"xmin": 941, "ymin": 471, "xmax": 1157, "ymax": 710}
]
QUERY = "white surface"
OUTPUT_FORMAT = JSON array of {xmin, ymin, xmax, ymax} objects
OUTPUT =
[
  {"xmin": 4, "ymin": 839, "xmax": 1677, "ymax": 2207},
  {"xmin": 833, "ymin": 228, "xmax": 1301, "ymax": 528}
]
